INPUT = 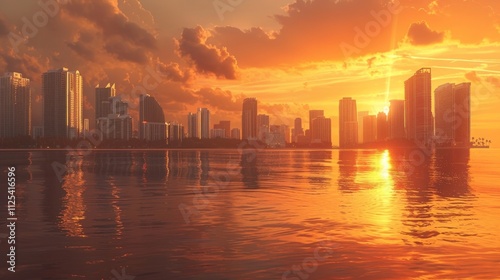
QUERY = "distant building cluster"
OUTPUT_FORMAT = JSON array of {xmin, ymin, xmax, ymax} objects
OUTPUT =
[{"xmin": 0, "ymin": 67, "xmax": 472, "ymax": 148}]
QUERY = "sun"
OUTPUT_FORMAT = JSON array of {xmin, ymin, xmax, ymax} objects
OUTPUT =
[{"xmin": 383, "ymin": 106, "xmax": 390, "ymax": 116}]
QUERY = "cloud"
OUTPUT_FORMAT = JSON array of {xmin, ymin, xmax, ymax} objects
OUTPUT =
[
  {"xmin": 155, "ymin": 61, "xmax": 193, "ymax": 84},
  {"xmin": 211, "ymin": 0, "xmax": 403, "ymax": 67},
  {"xmin": 465, "ymin": 71, "xmax": 481, "ymax": 83},
  {"xmin": 66, "ymin": 31, "xmax": 97, "ymax": 60},
  {"xmin": 406, "ymin": 21, "xmax": 445, "ymax": 46},
  {"xmin": 194, "ymin": 87, "xmax": 244, "ymax": 111},
  {"xmin": 64, "ymin": 0, "xmax": 157, "ymax": 50},
  {"xmin": 104, "ymin": 38, "xmax": 149, "ymax": 64},
  {"xmin": 177, "ymin": 26, "xmax": 239, "ymax": 79},
  {"xmin": 0, "ymin": 14, "xmax": 10, "ymax": 37}
]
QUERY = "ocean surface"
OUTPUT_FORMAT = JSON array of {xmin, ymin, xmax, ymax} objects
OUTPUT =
[{"xmin": 0, "ymin": 148, "xmax": 499, "ymax": 279}]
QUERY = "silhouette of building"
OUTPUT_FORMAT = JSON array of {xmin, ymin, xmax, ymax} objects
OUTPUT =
[
  {"xmin": 139, "ymin": 94, "xmax": 166, "ymax": 141},
  {"xmin": 210, "ymin": 128, "xmax": 225, "ymax": 138},
  {"xmin": 214, "ymin": 120, "xmax": 230, "ymax": 138},
  {"xmin": 357, "ymin": 111, "xmax": 369, "ymax": 143},
  {"xmin": 257, "ymin": 114, "xmax": 270, "ymax": 141},
  {"xmin": 311, "ymin": 116, "xmax": 332, "ymax": 145},
  {"xmin": 231, "ymin": 128, "xmax": 240, "ymax": 139},
  {"xmin": 435, "ymin": 82, "xmax": 471, "ymax": 146},
  {"xmin": 267, "ymin": 125, "xmax": 286, "ymax": 147},
  {"xmin": 363, "ymin": 115, "xmax": 377, "ymax": 143},
  {"xmin": 377, "ymin": 111, "xmax": 388, "ymax": 141},
  {"xmin": 309, "ymin": 110, "xmax": 324, "ymax": 142},
  {"xmin": 339, "ymin": 97, "xmax": 358, "ymax": 147},
  {"xmin": 187, "ymin": 112, "xmax": 197, "ymax": 138},
  {"xmin": 0, "ymin": 72, "xmax": 31, "ymax": 138},
  {"xmin": 42, "ymin": 68, "xmax": 82, "ymax": 139},
  {"xmin": 405, "ymin": 68, "xmax": 434, "ymax": 145},
  {"xmin": 388, "ymin": 100, "xmax": 405, "ymax": 139},
  {"xmin": 242, "ymin": 98, "xmax": 257, "ymax": 140},
  {"xmin": 168, "ymin": 122, "xmax": 184, "ymax": 144},
  {"xmin": 95, "ymin": 83, "xmax": 116, "ymax": 123},
  {"xmin": 293, "ymin": 118, "xmax": 304, "ymax": 143},
  {"xmin": 197, "ymin": 108, "xmax": 210, "ymax": 139},
  {"xmin": 97, "ymin": 96, "xmax": 133, "ymax": 140}
]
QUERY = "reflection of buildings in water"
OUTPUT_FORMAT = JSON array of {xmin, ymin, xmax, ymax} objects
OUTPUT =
[
  {"xmin": 139, "ymin": 151, "xmax": 168, "ymax": 182},
  {"xmin": 240, "ymin": 150, "xmax": 259, "ymax": 188},
  {"xmin": 200, "ymin": 151, "xmax": 209, "ymax": 186},
  {"xmin": 42, "ymin": 151, "xmax": 68, "ymax": 224},
  {"xmin": 433, "ymin": 148, "xmax": 471, "ymax": 197},
  {"xmin": 396, "ymin": 148, "xmax": 474, "ymax": 244},
  {"xmin": 307, "ymin": 150, "xmax": 332, "ymax": 186},
  {"xmin": 337, "ymin": 150, "xmax": 358, "ymax": 191},
  {"xmin": 110, "ymin": 182, "xmax": 124, "ymax": 239},
  {"xmin": 58, "ymin": 160, "xmax": 87, "ymax": 237},
  {"xmin": 92, "ymin": 151, "xmax": 135, "ymax": 177},
  {"xmin": 186, "ymin": 151, "xmax": 201, "ymax": 181}
]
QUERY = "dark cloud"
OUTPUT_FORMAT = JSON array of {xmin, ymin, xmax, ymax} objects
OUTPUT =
[
  {"xmin": 104, "ymin": 39, "xmax": 149, "ymax": 64},
  {"xmin": 212, "ymin": 0, "xmax": 403, "ymax": 66},
  {"xmin": 0, "ymin": 14, "xmax": 10, "ymax": 37},
  {"xmin": 156, "ymin": 61, "xmax": 193, "ymax": 84},
  {"xmin": 66, "ymin": 31, "xmax": 97, "ymax": 60},
  {"xmin": 177, "ymin": 26, "xmax": 239, "ymax": 79},
  {"xmin": 64, "ymin": 0, "xmax": 157, "ymax": 50},
  {"xmin": 194, "ymin": 87, "xmax": 243, "ymax": 111},
  {"xmin": 406, "ymin": 21, "xmax": 445, "ymax": 45},
  {"xmin": 0, "ymin": 51, "xmax": 44, "ymax": 80}
]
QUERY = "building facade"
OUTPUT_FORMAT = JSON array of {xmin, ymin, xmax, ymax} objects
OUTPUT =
[
  {"xmin": 339, "ymin": 97, "xmax": 358, "ymax": 147},
  {"xmin": 242, "ymin": 98, "xmax": 257, "ymax": 140},
  {"xmin": 139, "ymin": 94, "xmax": 167, "ymax": 141},
  {"xmin": 405, "ymin": 68, "xmax": 434, "ymax": 145},
  {"xmin": 43, "ymin": 68, "xmax": 83, "ymax": 139},
  {"xmin": 0, "ymin": 72, "xmax": 31, "ymax": 138}
]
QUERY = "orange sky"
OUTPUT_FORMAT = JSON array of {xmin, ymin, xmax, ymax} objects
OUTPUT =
[{"xmin": 0, "ymin": 0, "xmax": 498, "ymax": 145}]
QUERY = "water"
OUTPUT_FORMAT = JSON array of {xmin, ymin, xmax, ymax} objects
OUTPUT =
[{"xmin": 0, "ymin": 148, "xmax": 499, "ymax": 279}]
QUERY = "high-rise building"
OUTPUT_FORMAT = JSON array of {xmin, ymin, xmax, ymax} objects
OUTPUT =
[
  {"xmin": 434, "ymin": 82, "xmax": 471, "ymax": 146},
  {"xmin": 267, "ymin": 125, "xmax": 286, "ymax": 147},
  {"xmin": 339, "ymin": 97, "xmax": 358, "ymax": 148},
  {"xmin": 309, "ymin": 110, "xmax": 324, "ymax": 141},
  {"xmin": 357, "ymin": 111, "xmax": 369, "ymax": 143},
  {"xmin": 43, "ymin": 68, "xmax": 83, "ymax": 139},
  {"xmin": 139, "ymin": 94, "xmax": 166, "ymax": 141},
  {"xmin": 242, "ymin": 98, "xmax": 257, "ymax": 140},
  {"xmin": 210, "ymin": 129, "xmax": 225, "ymax": 139},
  {"xmin": 388, "ymin": 100, "xmax": 405, "ymax": 139},
  {"xmin": 311, "ymin": 116, "xmax": 332, "ymax": 145},
  {"xmin": 363, "ymin": 115, "xmax": 377, "ymax": 143},
  {"xmin": 405, "ymin": 68, "xmax": 434, "ymax": 145},
  {"xmin": 187, "ymin": 112, "xmax": 197, "ymax": 138},
  {"xmin": 95, "ymin": 83, "xmax": 116, "ymax": 122},
  {"xmin": 231, "ymin": 128, "xmax": 240, "ymax": 139},
  {"xmin": 97, "ymin": 96, "xmax": 133, "ymax": 140},
  {"xmin": 168, "ymin": 122, "xmax": 184, "ymax": 144},
  {"xmin": 257, "ymin": 114, "xmax": 270, "ymax": 141},
  {"xmin": 83, "ymin": 118, "xmax": 90, "ymax": 134},
  {"xmin": 0, "ymin": 72, "xmax": 31, "ymax": 138},
  {"xmin": 214, "ymin": 120, "xmax": 230, "ymax": 138},
  {"xmin": 293, "ymin": 118, "xmax": 304, "ymax": 143},
  {"xmin": 196, "ymin": 108, "xmax": 210, "ymax": 139},
  {"xmin": 377, "ymin": 111, "xmax": 388, "ymax": 141}
]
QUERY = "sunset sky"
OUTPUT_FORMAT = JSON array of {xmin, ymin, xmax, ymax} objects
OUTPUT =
[{"xmin": 0, "ymin": 0, "xmax": 499, "ymax": 145}]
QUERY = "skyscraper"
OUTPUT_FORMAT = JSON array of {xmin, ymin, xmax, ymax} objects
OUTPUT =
[
  {"xmin": 197, "ymin": 108, "xmax": 210, "ymax": 139},
  {"xmin": 43, "ymin": 68, "xmax": 83, "ymax": 139},
  {"xmin": 311, "ymin": 116, "xmax": 332, "ymax": 145},
  {"xmin": 97, "ymin": 96, "xmax": 133, "ymax": 140},
  {"xmin": 363, "ymin": 115, "xmax": 377, "ymax": 143},
  {"xmin": 339, "ymin": 97, "xmax": 358, "ymax": 148},
  {"xmin": 214, "ymin": 120, "xmax": 230, "ymax": 138},
  {"xmin": 231, "ymin": 128, "xmax": 240, "ymax": 139},
  {"xmin": 0, "ymin": 72, "xmax": 31, "ymax": 138},
  {"xmin": 168, "ymin": 122, "xmax": 184, "ymax": 144},
  {"xmin": 95, "ymin": 83, "xmax": 116, "ymax": 122},
  {"xmin": 405, "ymin": 68, "xmax": 434, "ymax": 145},
  {"xmin": 187, "ymin": 112, "xmax": 197, "ymax": 138},
  {"xmin": 309, "ymin": 110, "xmax": 324, "ymax": 141},
  {"xmin": 293, "ymin": 118, "xmax": 304, "ymax": 142},
  {"xmin": 257, "ymin": 114, "xmax": 269, "ymax": 141},
  {"xmin": 139, "ymin": 94, "xmax": 166, "ymax": 141},
  {"xmin": 357, "ymin": 111, "xmax": 369, "ymax": 143},
  {"xmin": 434, "ymin": 82, "xmax": 471, "ymax": 146},
  {"xmin": 242, "ymin": 98, "xmax": 257, "ymax": 140},
  {"xmin": 377, "ymin": 111, "xmax": 388, "ymax": 141},
  {"xmin": 388, "ymin": 100, "xmax": 405, "ymax": 139}
]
